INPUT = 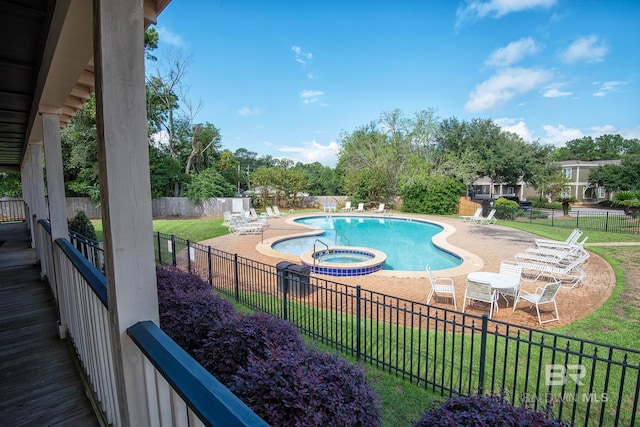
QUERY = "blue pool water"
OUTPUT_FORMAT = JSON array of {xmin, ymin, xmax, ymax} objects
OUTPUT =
[{"xmin": 272, "ymin": 216, "xmax": 462, "ymax": 271}]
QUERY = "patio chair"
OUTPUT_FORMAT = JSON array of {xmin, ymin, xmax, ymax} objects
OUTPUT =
[
  {"xmin": 462, "ymin": 277, "xmax": 497, "ymax": 318},
  {"xmin": 272, "ymin": 206, "xmax": 285, "ymax": 216},
  {"xmin": 473, "ymin": 208, "xmax": 497, "ymax": 224},
  {"xmin": 513, "ymin": 281, "xmax": 561, "ymax": 324},
  {"xmin": 515, "ymin": 238, "xmax": 587, "ymax": 265},
  {"xmin": 459, "ymin": 207, "xmax": 482, "ymax": 222},
  {"xmin": 496, "ymin": 260, "xmax": 522, "ymax": 306},
  {"xmin": 535, "ymin": 228, "xmax": 582, "ymax": 249},
  {"xmin": 229, "ymin": 216, "xmax": 264, "ymax": 235},
  {"xmin": 265, "ymin": 206, "xmax": 279, "ymax": 218},
  {"xmin": 355, "ymin": 202, "xmax": 365, "ymax": 213},
  {"xmin": 426, "ymin": 265, "xmax": 457, "ymax": 310},
  {"xmin": 342, "ymin": 201, "xmax": 352, "ymax": 212},
  {"xmin": 515, "ymin": 250, "xmax": 589, "ymax": 289},
  {"xmin": 372, "ymin": 203, "xmax": 385, "ymax": 213}
]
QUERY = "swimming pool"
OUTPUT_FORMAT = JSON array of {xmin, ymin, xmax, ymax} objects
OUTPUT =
[{"xmin": 271, "ymin": 216, "xmax": 462, "ymax": 271}]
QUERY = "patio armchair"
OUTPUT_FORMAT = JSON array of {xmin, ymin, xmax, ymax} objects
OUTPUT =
[
  {"xmin": 426, "ymin": 265, "xmax": 457, "ymax": 310},
  {"xmin": 462, "ymin": 277, "xmax": 497, "ymax": 318},
  {"xmin": 513, "ymin": 281, "xmax": 562, "ymax": 324},
  {"xmin": 496, "ymin": 260, "xmax": 522, "ymax": 306}
]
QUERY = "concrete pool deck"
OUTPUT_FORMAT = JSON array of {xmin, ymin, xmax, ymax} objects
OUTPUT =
[{"xmin": 199, "ymin": 212, "xmax": 615, "ymax": 330}]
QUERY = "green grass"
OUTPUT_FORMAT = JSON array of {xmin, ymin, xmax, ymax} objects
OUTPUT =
[{"xmin": 92, "ymin": 217, "xmax": 229, "ymax": 243}]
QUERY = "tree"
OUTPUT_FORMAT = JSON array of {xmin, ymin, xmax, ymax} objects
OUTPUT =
[
  {"xmin": 589, "ymin": 155, "xmax": 640, "ymax": 192},
  {"xmin": 184, "ymin": 167, "xmax": 235, "ymax": 204},
  {"xmin": 0, "ymin": 173, "xmax": 22, "ymax": 198}
]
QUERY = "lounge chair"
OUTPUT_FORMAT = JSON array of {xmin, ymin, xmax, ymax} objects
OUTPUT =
[
  {"xmin": 355, "ymin": 202, "xmax": 365, "ymax": 213},
  {"xmin": 265, "ymin": 206, "xmax": 279, "ymax": 218},
  {"xmin": 272, "ymin": 206, "xmax": 285, "ymax": 216},
  {"xmin": 515, "ymin": 239, "xmax": 587, "ymax": 265},
  {"xmin": 535, "ymin": 228, "xmax": 582, "ymax": 249},
  {"xmin": 515, "ymin": 251, "xmax": 589, "ymax": 288},
  {"xmin": 342, "ymin": 201, "xmax": 352, "ymax": 212},
  {"xmin": 460, "ymin": 208, "xmax": 482, "ymax": 222},
  {"xmin": 473, "ymin": 209, "xmax": 497, "ymax": 224},
  {"xmin": 462, "ymin": 277, "xmax": 497, "ymax": 318},
  {"xmin": 372, "ymin": 203, "xmax": 385, "ymax": 213},
  {"xmin": 513, "ymin": 281, "xmax": 561, "ymax": 324},
  {"xmin": 426, "ymin": 265, "xmax": 457, "ymax": 310},
  {"xmin": 229, "ymin": 216, "xmax": 264, "ymax": 235}
]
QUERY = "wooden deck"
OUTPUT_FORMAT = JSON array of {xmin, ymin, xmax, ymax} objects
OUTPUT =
[{"xmin": 0, "ymin": 222, "xmax": 100, "ymax": 426}]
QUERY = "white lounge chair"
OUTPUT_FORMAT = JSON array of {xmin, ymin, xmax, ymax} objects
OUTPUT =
[
  {"xmin": 473, "ymin": 209, "xmax": 497, "ymax": 224},
  {"xmin": 513, "ymin": 281, "xmax": 561, "ymax": 324},
  {"xmin": 265, "ymin": 206, "xmax": 279, "ymax": 218},
  {"xmin": 535, "ymin": 228, "xmax": 582, "ymax": 249},
  {"xmin": 355, "ymin": 202, "xmax": 365, "ymax": 213},
  {"xmin": 463, "ymin": 277, "xmax": 497, "ymax": 318},
  {"xmin": 229, "ymin": 216, "xmax": 264, "ymax": 235},
  {"xmin": 272, "ymin": 206, "xmax": 285, "ymax": 216},
  {"xmin": 372, "ymin": 203, "xmax": 385, "ymax": 213},
  {"xmin": 515, "ymin": 239, "xmax": 587, "ymax": 265},
  {"xmin": 460, "ymin": 208, "xmax": 482, "ymax": 222},
  {"xmin": 426, "ymin": 265, "xmax": 457, "ymax": 310},
  {"xmin": 515, "ymin": 251, "xmax": 589, "ymax": 288},
  {"xmin": 342, "ymin": 201, "xmax": 352, "ymax": 212}
]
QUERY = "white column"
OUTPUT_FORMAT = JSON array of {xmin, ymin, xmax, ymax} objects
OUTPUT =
[
  {"xmin": 94, "ymin": 0, "xmax": 159, "ymax": 425},
  {"xmin": 42, "ymin": 108, "xmax": 70, "ymax": 336},
  {"xmin": 28, "ymin": 143, "xmax": 47, "ymax": 272},
  {"xmin": 20, "ymin": 159, "xmax": 33, "ymax": 234}
]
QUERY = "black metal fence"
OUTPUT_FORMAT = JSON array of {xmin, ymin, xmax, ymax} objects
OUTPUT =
[
  {"xmin": 69, "ymin": 230, "xmax": 104, "ymax": 271},
  {"xmin": 0, "ymin": 199, "xmax": 26, "ymax": 223},
  {"xmin": 515, "ymin": 208, "xmax": 640, "ymax": 234},
  {"xmin": 154, "ymin": 231, "xmax": 639, "ymax": 427}
]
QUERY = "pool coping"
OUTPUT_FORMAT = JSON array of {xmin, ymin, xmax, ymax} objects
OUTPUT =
[{"xmin": 255, "ymin": 213, "xmax": 483, "ymax": 279}]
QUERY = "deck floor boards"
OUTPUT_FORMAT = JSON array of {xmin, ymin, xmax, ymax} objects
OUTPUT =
[{"xmin": 0, "ymin": 222, "xmax": 99, "ymax": 426}]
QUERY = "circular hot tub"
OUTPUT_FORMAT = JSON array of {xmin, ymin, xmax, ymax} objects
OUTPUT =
[{"xmin": 300, "ymin": 246, "xmax": 387, "ymax": 277}]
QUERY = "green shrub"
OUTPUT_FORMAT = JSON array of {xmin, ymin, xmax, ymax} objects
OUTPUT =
[
  {"xmin": 68, "ymin": 210, "xmax": 97, "ymax": 240},
  {"xmin": 400, "ymin": 175, "xmax": 465, "ymax": 215},
  {"xmin": 494, "ymin": 197, "xmax": 518, "ymax": 220}
]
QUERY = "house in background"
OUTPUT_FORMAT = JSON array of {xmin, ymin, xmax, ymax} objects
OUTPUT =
[{"xmin": 553, "ymin": 160, "xmax": 621, "ymax": 205}]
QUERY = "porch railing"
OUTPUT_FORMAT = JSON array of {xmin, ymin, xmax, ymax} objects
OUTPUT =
[
  {"xmin": 36, "ymin": 220, "xmax": 266, "ymax": 426},
  {"xmin": 0, "ymin": 199, "xmax": 26, "ymax": 223}
]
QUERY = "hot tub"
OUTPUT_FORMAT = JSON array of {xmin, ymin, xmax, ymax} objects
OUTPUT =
[{"xmin": 300, "ymin": 246, "xmax": 387, "ymax": 277}]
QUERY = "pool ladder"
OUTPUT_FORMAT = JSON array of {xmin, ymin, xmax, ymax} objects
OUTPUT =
[{"xmin": 313, "ymin": 239, "xmax": 330, "ymax": 271}]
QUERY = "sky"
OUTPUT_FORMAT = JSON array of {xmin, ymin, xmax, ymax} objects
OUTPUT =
[{"xmin": 153, "ymin": 0, "xmax": 640, "ymax": 167}]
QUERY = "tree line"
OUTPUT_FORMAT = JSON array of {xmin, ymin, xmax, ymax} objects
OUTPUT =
[{"xmin": 1, "ymin": 29, "xmax": 639, "ymax": 213}]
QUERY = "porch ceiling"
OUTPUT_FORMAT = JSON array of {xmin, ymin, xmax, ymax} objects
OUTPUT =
[{"xmin": 0, "ymin": 0, "xmax": 171, "ymax": 173}]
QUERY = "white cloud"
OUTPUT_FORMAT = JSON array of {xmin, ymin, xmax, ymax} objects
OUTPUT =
[
  {"xmin": 494, "ymin": 117, "xmax": 536, "ymax": 141},
  {"xmin": 465, "ymin": 67, "xmax": 553, "ymax": 112},
  {"xmin": 276, "ymin": 140, "xmax": 339, "ymax": 166},
  {"xmin": 292, "ymin": 45, "xmax": 313, "ymax": 65},
  {"xmin": 300, "ymin": 90, "xmax": 324, "ymax": 105},
  {"xmin": 541, "ymin": 124, "xmax": 583, "ymax": 146},
  {"xmin": 156, "ymin": 26, "xmax": 186, "ymax": 47},
  {"xmin": 456, "ymin": 0, "xmax": 557, "ymax": 26},
  {"xmin": 237, "ymin": 106, "xmax": 261, "ymax": 116},
  {"xmin": 485, "ymin": 37, "xmax": 539, "ymax": 67},
  {"xmin": 559, "ymin": 35, "xmax": 608, "ymax": 64},
  {"xmin": 592, "ymin": 80, "xmax": 625, "ymax": 97},
  {"xmin": 543, "ymin": 83, "xmax": 572, "ymax": 98}
]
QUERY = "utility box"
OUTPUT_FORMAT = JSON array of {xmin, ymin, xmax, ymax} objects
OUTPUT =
[{"xmin": 276, "ymin": 261, "xmax": 311, "ymax": 296}]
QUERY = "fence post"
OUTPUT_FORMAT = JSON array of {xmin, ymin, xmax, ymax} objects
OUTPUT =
[
  {"xmin": 207, "ymin": 246, "xmax": 213, "ymax": 288},
  {"xmin": 171, "ymin": 235, "xmax": 177, "ymax": 267},
  {"xmin": 156, "ymin": 232, "xmax": 162, "ymax": 265},
  {"xmin": 233, "ymin": 253, "xmax": 240, "ymax": 302},
  {"xmin": 478, "ymin": 314, "xmax": 488, "ymax": 395},
  {"xmin": 575, "ymin": 210, "xmax": 579, "ymax": 228},
  {"xmin": 356, "ymin": 285, "xmax": 361, "ymax": 362},
  {"xmin": 551, "ymin": 208, "xmax": 554, "ymax": 227},
  {"xmin": 186, "ymin": 239, "xmax": 192, "ymax": 273},
  {"xmin": 605, "ymin": 211, "xmax": 609, "ymax": 232}
]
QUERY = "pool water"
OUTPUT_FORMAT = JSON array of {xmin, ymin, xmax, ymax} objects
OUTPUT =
[
  {"xmin": 272, "ymin": 216, "xmax": 461, "ymax": 271},
  {"xmin": 318, "ymin": 254, "xmax": 373, "ymax": 263}
]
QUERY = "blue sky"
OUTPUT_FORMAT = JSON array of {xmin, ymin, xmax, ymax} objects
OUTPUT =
[{"xmin": 154, "ymin": 0, "xmax": 640, "ymax": 166}]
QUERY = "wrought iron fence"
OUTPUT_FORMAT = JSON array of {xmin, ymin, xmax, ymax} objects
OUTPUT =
[
  {"xmin": 0, "ymin": 199, "xmax": 26, "ymax": 223},
  {"xmin": 514, "ymin": 208, "xmax": 640, "ymax": 234},
  {"xmin": 69, "ymin": 229, "xmax": 104, "ymax": 271},
  {"xmin": 154, "ymin": 231, "xmax": 640, "ymax": 427}
]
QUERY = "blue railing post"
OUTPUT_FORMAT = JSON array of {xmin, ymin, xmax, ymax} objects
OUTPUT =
[{"xmin": 478, "ymin": 314, "xmax": 488, "ymax": 394}]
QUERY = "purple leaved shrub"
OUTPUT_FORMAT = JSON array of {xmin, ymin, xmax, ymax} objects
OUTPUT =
[
  {"xmin": 414, "ymin": 393, "xmax": 569, "ymax": 427},
  {"xmin": 157, "ymin": 266, "xmax": 237, "ymax": 355},
  {"xmin": 229, "ymin": 348, "xmax": 382, "ymax": 427},
  {"xmin": 195, "ymin": 312, "xmax": 305, "ymax": 385}
]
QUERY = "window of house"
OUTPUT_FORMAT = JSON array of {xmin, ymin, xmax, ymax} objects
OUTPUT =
[
  {"xmin": 598, "ymin": 187, "xmax": 606, "ymax": 198},
  {"xmin": 506, "ymin": 187, "xmax": 514, "ymax": 195},
  {"xmin": 562, "ymin": 167, "xmax": 572, "ymax": 179}
]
